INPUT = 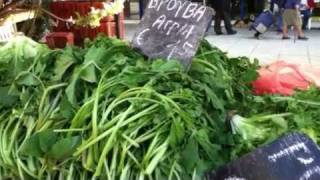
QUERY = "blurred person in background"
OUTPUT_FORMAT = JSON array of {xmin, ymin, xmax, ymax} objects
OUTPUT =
[
  {"xmin": 240, "ymin": 0, "xmax": 247, "ymax": 22},
  {"xmin": 256, "ymin": 0, "xmax": 266, "ymax": 14},
  {"xmin": 300, "ymin": 0, "xmax": 315, "ymax": 30},
  {"xmin": 212, "ymin": 0, "xmax": 237, "ymax": 35},
  {"xmin": 282, "ymin": 0, "xmax": 308, "ymax": 40},
  {"xmin": 271, "ymin": 0, "xmax": 286, "ymax": 32}
]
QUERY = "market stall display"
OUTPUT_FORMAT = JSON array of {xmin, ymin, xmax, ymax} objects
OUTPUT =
[
  {"xmin": 0, "ymin": 1, "xmax": 320, "ymax": 179},
  {"xmin": 0, "ymin": 34, "xmax": 320, "ymax": 180},
  {"xmin": 0, "ymin": 34, "xmax": 256, "ymax": 179}
]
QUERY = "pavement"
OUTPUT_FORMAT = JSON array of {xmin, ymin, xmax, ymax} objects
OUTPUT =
[
  {"xmin": 124, "ymin": 22, "xmax": 320, "ymax": 66},
  {"xmin": 205, "ymin": 27, "xmax": 320, "ymax": 66}
]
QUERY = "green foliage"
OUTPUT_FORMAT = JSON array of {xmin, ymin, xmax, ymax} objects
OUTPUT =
[{"xmin": 8, "ymin": 34, "xmax": 320, "ymax": 180}]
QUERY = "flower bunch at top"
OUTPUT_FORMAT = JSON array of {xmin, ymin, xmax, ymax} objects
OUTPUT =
[{"xmin": 68, "ymin": 0, "xmax": 125, "ymax": 27}]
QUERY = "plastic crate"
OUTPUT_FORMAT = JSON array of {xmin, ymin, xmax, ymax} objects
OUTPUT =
[
  {"xmin": 0, "ymin": 24, "xmax": 17, "ymax": 42},
  {"xmin": 46, "ymin": 32, "xmax": 74, "ymax": 49}
]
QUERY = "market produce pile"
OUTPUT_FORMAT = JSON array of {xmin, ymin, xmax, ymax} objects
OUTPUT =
[{"xmin": 0, "ymin": 36, "xmax": 320, "ymax": 180}]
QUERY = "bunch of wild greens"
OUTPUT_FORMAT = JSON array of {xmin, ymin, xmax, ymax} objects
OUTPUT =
[
  {"xmin": 0, "ymin": 35, "xmax": 259, "ymax": 180},
  {"xmin": 229, "ymin": 86, "xmax": 320, "ymax": 159}
]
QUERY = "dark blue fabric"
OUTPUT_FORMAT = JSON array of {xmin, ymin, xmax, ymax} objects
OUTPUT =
[
  {"xmin": 270, "ymin": 0, "xmax": 284, "ymax": 31},
  {"xmin": 301, "ymin": 9, "xmax": 311, "ymax": 29},
  {"xmin": 271, "ymin": 0, "xmax": 287, "ymax": 9},
  {"xmin": 284, "ymin": 0, "xmax": 301, "ymax": 9},
  {"xmin": 275, "ymin": 11, "xmax": 283, "ymax": 31},
  {"xmin": 240, "ymin": 0, "xmax": 246, "ymax": 20},
  {"xmin": 252, "ymin": 10, "xmax": 274, "ymax": 33},
  {"xmin": 212, "ymin": 0, "xmax": 231, "ymax": 12},
  {"xmin": 255, "ymin": 0, "xmax": 265, "ymax": 14}
]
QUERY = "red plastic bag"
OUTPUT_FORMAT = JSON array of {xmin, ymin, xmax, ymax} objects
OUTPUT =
[
  {"xmin": 298, "ymin": 65, "xmax": 320, "ymax": 87},
  {"xmin": 252, "ymin": 61, "xmax": 310, "ymax": 95}
]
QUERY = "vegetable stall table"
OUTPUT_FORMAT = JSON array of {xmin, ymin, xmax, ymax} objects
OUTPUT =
[{"xmin": 1, "ymin": 32, "xmax": 320, "ymax": 180}]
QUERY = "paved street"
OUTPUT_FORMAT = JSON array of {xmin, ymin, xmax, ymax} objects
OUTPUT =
[
  {"xmin": 125, "ymin": 22, "xmax": 320, "ymax": 66},
  {"xmin": 205, "ymin": 27, "xmax": 320, "ymax": 66}
]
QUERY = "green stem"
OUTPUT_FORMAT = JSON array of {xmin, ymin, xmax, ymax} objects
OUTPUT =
[
  {"xmin": 94, "ymin": 105, "xmax": 134, "ymax": 176},
  {"xmin": 272, "ymin": 96, "xmax": 320, "ymax": 106}
]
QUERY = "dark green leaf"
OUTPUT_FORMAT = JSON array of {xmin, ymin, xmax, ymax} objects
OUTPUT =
[
  {"xmin": 80, "ymin": 63, "xmax": 97, "ymax": 83},
  {"xmin": 60, "ymin": 96, "xmax": 76, "ymax": 119},
  {"xmin": 241, "ymin": 69, "xmax": 258, "ymax": 83},
  {"xmin": 65, "ymin": 67, "xmax": 82, "ymax": 106},
  {"xmin": 169, "ymin": 119, "xmax": 185, "ymax": 147},
  {"xmin": 20, "ymin": 134, "xmax": 42, "ymax": 157},
  {"xmin": 39, "ymin": 130, "xmax": 58, "ymax": 152},
  {"xmin": 54, "ymin": 49, "xmax": 77, "ymax": 80},
  {"xmin": 181, "ymin": 138, "xmax": 199, "ymax": 172},
  {"xmin": 48, "ymin": 136, "xmax": 81, "ymax": 160},
  {"xmin": 0, "ymin": 86, "xmax": 18, "ymax": 108},
  {"xmin": 84, "ymin": 46, "xmax": 107, "ymax": 65}
]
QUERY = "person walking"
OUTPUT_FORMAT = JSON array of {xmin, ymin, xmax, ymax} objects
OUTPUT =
[
  {"xmin": 212, "ymin": 0, "xmax": 237, "ymax": 35},
  {"xmin": 300, "ymin": 0, "xmax": 315, "ymax": 30},
  {"xmin": 282, "ymin": 0, "xmax": 308, "ymax": 40},
  {"xmin": 271, "ymin": 0, "xmax": 285, "ymax": 32},
  {"xmin": 256, "ymin": 0, "xmax": 265, "ymax": 14},
  {"xmin": 240, "ymin": 0, "xmax": 247, "ymax": 21}
]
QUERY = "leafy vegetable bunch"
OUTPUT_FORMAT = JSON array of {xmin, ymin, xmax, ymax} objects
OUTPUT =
[
  {"xmin": 230, "ymin": 86, "xmax": 320, "ymax": 158},
  {"xmin": 0, "ymin": 36, "xmax": 258, "ymax": 180}
]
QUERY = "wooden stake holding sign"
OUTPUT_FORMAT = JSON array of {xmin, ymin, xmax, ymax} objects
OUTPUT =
[
  {"xmin": 207, "ymin": 133, "xmax": 320, "ymax": 180},
  {"xmin": 132, "ymin": 0, "xmax": 213, "ymax": 69}
]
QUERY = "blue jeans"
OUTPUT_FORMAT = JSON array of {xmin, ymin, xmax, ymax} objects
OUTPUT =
[
  {"xmin": 301, "ymin": 9, "xmax": 311, "ymax": 29},
  {"xmin": 240, "ymin": 0, "xmax": 246, "ymax": 20},
  {"xmin": 275, "ymin": 11, "xmax": 283, "ymax": 31},
  {"xmin": 256, "ymin": 0, "xmax": 265, "ymax": 14}
]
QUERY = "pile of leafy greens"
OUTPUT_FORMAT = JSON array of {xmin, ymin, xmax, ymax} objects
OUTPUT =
[
  {"xmin": 230, "ymin": 87, "xmax": 320, "ymax": 158},
  {"xmin": 0, "ymin": 35, "xmax": 258, "ymax": 180},
  {"xmin": 1, "ymin": 35, "xmax": 320, "ymax": 180}
]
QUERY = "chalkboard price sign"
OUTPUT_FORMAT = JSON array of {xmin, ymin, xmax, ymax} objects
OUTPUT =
[
  {"xmin": 207, "ymin": 133, "xmax": 320, "ymax": 180},
  {"xmin": 132, "ymin": 0, "xmax": 214, "ymax": 69}
]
